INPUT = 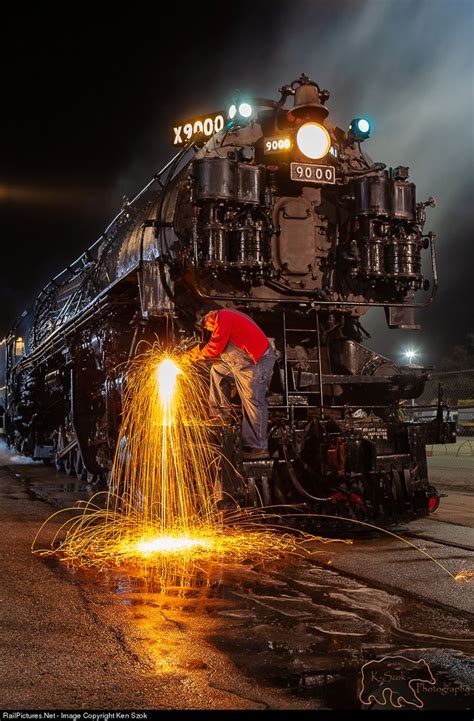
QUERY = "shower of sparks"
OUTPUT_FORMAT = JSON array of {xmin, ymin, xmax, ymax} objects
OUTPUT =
[
  {"xmin": 110, "ymin": 348, "xmax": 220, "ymax": 535},
  {"xmin": 33, "ymin": 344, "xmax": 336, "ymax": 573}
]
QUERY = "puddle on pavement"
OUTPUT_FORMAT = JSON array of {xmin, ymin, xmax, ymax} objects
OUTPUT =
[
  {"xmin": 5, "ymin": 461, "xmax": 471, "ymax": 709},
  {"xmin": 67, "ymin": 553, "xmax": 473, "ymax": 710},
  {"xmin": 12, "ymin": 469, "xmax": 100, "ymax": 506}
]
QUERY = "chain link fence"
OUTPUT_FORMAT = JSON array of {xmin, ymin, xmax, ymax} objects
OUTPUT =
[{"xmin": 405, "ymin": 369, "xmax": 474, "ymax": 483}]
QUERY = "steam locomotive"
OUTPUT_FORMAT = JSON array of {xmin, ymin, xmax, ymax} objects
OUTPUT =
[{"xmin": 0, "ymin": 74, "xmax": 455, "ymax": 524}]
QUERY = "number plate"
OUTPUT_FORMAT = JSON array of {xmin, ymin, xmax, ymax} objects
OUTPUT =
[{"xmin": 290, "ymin": 162, "xmax": 336, "ymax": 184}]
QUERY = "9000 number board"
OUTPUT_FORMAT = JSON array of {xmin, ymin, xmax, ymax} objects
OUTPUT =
[{"xmin": 290, "ymin": 162, "xmax": 336, "ymax": 184}]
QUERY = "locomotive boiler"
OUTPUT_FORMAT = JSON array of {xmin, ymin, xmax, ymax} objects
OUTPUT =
[{"xmin": 1, "ymin": 74, "xmax": 455, "ymax": 525}]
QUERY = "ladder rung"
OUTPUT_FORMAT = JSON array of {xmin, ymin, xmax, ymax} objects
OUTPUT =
[
  {"xmin": 286, "ymin": 359, "xmax": 320, "ymax": 364},
  {"xmin": 269, "ymin": 405, "xmax": 324, "ymax": 410},
  {"xmin": 285, "ymin": 328, "xmax": 318, "ymax": 333},
  {"xmin": 288, "ymin": 390, "xmax": 321, "ymax": 395}
]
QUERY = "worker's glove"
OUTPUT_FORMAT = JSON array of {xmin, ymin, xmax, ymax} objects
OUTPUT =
[{"xmin": 181, "ymin": 345, "xmax": 206, "ymax": 364}]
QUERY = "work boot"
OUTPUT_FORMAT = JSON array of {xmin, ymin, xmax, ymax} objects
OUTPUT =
[{"xmin": 242, "ymin": 447, "xmax": 270, "ymax": 460}]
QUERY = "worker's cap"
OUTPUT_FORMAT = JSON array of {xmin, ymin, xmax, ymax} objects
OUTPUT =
[{"xmin": 194, "ymin": 304, "xmax": 219, "ymax": 330}]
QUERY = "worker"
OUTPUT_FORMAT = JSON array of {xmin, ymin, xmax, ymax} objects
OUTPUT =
[{"xmin": 182, "ymin": 308, "xmax": 275, "ymax": 459}]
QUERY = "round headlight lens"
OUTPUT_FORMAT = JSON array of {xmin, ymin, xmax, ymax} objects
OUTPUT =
[
  {"xmin": 228, "ymin": 104, "xmax": 237, "ymax": 119},
  {"xmin": 357, "ymin": 118, "xmax": 370, "ymax": 134},
  {"xmin": 238, "ymin": 102, "xmax": 253, "ymax": 118},
  {"xmin": 296, "ymin": 122, "xmax": 331, "ymax": 160}
]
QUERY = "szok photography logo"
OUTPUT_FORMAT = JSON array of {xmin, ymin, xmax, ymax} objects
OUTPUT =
[{"xmin": 359, "ymin": 655, "xmax": 436, "ymax": 709}]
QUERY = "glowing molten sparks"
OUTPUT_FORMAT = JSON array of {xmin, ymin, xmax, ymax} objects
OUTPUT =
[
  {"xmin": 27, "ymin": 333, "xmax": 350, "ymax": 586},
  {"xmin": 455, "ymin": 570, "xmax": 474, "ymax": 582},
  {"xmin": 32, "ymin": 345, "xmax": 323, "ymax": 576},
  {"xmin": 134, "ymin": 534, "xmax": 213, "ymax": 556}
]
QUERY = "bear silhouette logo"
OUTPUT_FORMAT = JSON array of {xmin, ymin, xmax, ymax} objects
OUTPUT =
[{"xmin": 359, "ymin": 655, "xmax": 436, "ymax": 709}]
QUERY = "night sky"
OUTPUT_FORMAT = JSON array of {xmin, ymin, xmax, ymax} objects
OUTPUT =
[{"xmin": 1, "ymin": 0, "xmax": 473, "ymax": 366}]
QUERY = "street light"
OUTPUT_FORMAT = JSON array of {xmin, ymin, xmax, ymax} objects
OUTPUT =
[{"xmin": 403, "ymin": 349, "xmax": 418, "ymax": 410}]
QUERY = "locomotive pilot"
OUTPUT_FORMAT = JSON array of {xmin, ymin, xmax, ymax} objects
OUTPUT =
[{"xmin": 182, "ymin": 308, "xmax": 275, "ymax": 459}]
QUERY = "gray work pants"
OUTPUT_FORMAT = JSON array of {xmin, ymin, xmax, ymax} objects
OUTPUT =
[{"xmin": 209, "ymin": 342, "xmax": 276, "ymax": 450}]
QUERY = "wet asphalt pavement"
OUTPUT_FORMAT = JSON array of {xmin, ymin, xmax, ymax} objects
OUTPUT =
[{"xmin": 0, "ymin": 448, "xmax": 473, "ymax": 710}]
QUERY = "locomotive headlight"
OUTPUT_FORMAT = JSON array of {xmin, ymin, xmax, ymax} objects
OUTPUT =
[
  {"xmin": 228, "ymin": 104, "xmax": 237, "ymax": 119},
  {"xmin": 296, "ymin": 122, "xmax": 331, "ymax": 160}
]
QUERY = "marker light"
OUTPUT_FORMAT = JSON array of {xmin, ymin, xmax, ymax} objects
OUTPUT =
[
  {"xmin": 238, "ymin": 102, "xmax": 253, "ymax": 118},
  {"xmin": 357, "ymin": 118, "xmax": 370, "ymax": 133},
  {"xmin": 348, "ymin": 117, "xmax": 371, "ymax": 141},
  {"xmin": 296, "ymin": 122, "xmax": 331, "ymax": 160},
  {"xmin": 228, "ymin": 104, "xmax": 237, "ymax": 119}
]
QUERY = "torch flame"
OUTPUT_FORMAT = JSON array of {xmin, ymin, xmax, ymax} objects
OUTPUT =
[
  {"xmin": 156, "ymin": 358, "xmax": 182, "ymax": 427},
  {"xmin": 156, "ymin": 358, "xmax": 182, "ymax": 406}
]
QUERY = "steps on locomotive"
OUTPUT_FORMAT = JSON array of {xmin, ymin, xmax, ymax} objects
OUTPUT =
[{"xmin": 242, "ymin": 458, "xmax": 275, "ymax": 508}]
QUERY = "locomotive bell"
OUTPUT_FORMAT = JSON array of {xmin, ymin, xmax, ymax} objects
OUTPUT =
[{"xmin": 288, "ymin": 80, "xmax": 329, "ymax": 121}]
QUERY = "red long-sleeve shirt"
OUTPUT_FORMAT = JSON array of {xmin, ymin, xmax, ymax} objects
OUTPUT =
[{"xmin": 201, "ymin": 310, "xmax": 269, "ymax": 363}]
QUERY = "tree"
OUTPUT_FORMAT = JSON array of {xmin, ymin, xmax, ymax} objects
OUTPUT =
[{"xmin": 439, "ymin": 333, "xmax": 474, "ymax": 371}]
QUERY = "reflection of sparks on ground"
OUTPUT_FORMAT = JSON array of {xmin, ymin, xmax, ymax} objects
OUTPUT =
[{"xmin": 33, "ymin": 344, "xmax": 339, "ymax": 574}]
